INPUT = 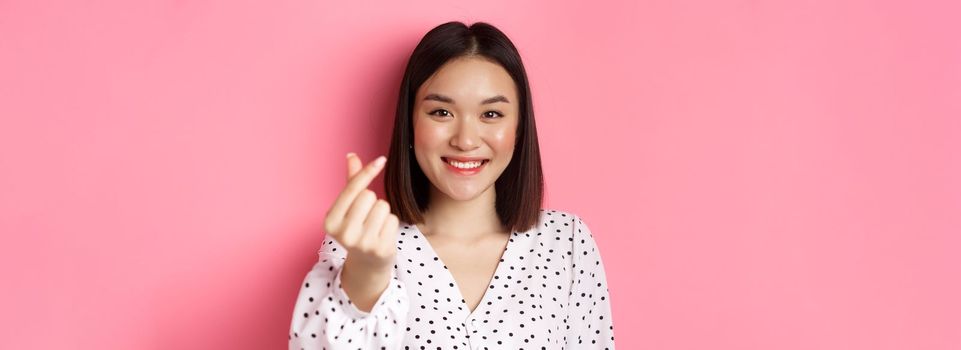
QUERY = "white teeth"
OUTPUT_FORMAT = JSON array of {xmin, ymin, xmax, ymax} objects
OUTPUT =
[{"xmin": 445, "ymin": 158, "xmax": 485, "ymax": 169}]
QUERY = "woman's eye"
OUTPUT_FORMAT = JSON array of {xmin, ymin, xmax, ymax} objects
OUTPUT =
[
  {"xmin": 428, "ymin": 109, "xmax": 451, "ymax": 117},
  {"xmin": 483, "ymin": 111, "xmax": 504, "ymax": 119}
]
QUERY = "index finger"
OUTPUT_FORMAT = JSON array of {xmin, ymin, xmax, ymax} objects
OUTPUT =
[{"xmin": 327, "ymin": 155, "xmax": 387, "ymax": 224}]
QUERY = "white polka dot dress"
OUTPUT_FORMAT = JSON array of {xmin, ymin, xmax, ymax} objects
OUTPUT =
[{"xmin": 288, "ymin": 209, "xmax": 616, "ymax": 349}]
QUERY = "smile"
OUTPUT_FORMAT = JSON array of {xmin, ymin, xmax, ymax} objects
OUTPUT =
[{"xmin": 442, "ymin": 157, "xmax": 489, "ymax": 175}]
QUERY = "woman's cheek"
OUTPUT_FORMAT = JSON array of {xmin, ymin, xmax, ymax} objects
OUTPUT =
[
  {"xmin": 413, "ymin": 118, "xmax": 446, "ymax": 147},
  {"xmin": 489, "ymin": 125, "xmax": 516, "ymax": 151}
]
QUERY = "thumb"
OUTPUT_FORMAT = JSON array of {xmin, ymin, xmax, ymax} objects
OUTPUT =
[{"xmin": 346, "ymin": 152, "xmax": 362, "ymax": 180}]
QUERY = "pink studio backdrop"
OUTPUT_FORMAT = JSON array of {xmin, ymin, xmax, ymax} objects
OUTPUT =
[{"xmin": 1, "ymin": 0, "xmax": 959, "ymax": 349}]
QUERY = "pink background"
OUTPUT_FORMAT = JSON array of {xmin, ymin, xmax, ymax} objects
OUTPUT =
[{"xmin": 2, "ymin": 0, "xmax": 959, "ymax": 349}]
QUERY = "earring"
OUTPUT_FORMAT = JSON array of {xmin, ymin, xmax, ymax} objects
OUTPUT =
[{"xmin": 409, "ymin": 144, "xmax": 413, "ymax": 149}]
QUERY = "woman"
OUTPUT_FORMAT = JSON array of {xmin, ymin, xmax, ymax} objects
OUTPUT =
[{"xmin": 289, "ymin": 21, "xmax": 615, "ymax": 349}]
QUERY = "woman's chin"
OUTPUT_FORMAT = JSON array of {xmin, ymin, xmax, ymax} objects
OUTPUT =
[{"xmin": 440, "ymin": 183, "xmax": 492, "ymax": 202}]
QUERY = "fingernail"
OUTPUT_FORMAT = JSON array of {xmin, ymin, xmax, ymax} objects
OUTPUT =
[
  {"xmin": 374, "ymin": 156, "xmax": 386, "ymax": 167},
  {"xmin": 346, "ymin": 152, "xmax": 355, "ymax": 159}
]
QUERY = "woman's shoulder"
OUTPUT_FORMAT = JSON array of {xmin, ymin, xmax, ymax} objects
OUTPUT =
[
  {"xmin": 518, "ymin": 208, "xmax": 592, "ymax": 243},
  {"xmin": 537, "ymin": 207, "xmax": 579, "ymax": 218},
  {"xmin": 535, "ymin": 208, "xmax": 588, "ymax": 231},
  {"xmin": 534, "ymin": 208, "xmax": 598, "ymax": 245}
]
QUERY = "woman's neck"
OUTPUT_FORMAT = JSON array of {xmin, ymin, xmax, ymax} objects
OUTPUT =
[{"xmin": 417, "ymin": 185, "xmax": 505, "ymax": 242}]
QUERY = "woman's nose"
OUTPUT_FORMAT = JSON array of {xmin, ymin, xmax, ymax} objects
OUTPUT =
[{"xmin": 450, "ymin": 119, "xmax": 480, "ymax": 151}]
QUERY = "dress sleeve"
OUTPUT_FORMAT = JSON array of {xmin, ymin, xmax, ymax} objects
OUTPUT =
[
  {"xmin": 565, "ymin": 214, "xmax": 616, "ymax": 349},
  {"xmin": 288, "ymin": 236, "xmax": 409, "ymax": 350}
]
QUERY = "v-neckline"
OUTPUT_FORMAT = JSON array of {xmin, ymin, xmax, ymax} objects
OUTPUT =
[{"xmin": 410, "ymin": 224, "xmax": 514, "ymax": 321}]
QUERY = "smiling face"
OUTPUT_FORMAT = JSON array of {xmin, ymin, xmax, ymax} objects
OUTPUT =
[{"xmin": 412, "ymin": 56, "xmax": 520, "ymax": 203}]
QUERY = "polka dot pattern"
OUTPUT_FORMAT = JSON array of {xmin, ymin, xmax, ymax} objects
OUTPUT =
[{"xmin": 288, "ymin": 209, "xmax": 615, "ymax": 349}]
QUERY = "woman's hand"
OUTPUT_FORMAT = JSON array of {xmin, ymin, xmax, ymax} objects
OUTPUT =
[{"xmin": 323, "ymin": 153, "xmax": 400, "ymax": 273}]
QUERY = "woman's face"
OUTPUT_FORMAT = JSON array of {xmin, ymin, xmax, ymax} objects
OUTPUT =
[{"xmin": 412, "ymin": 56, "xmax": 520, "ymax": 202}]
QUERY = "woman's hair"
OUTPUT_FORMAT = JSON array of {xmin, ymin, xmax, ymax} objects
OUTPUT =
[{"xmin": 384, "ymin": 21, "xmax": 544, "ymax": 233}]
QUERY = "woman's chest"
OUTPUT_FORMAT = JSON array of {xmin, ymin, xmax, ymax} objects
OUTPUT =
[
  {"xmin": 394, "ymin": 231, "xmax": 574, "ymax": 347},
  {"xmin": 430, "ymin": 239, "xmax": 507, "ymax": 312}
]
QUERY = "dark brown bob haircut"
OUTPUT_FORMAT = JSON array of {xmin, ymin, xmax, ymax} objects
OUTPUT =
[{"xmin": 384, "ymin": 21, "xmax": 544, "ymax": 233}]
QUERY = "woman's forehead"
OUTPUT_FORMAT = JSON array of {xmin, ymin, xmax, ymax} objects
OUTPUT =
[{"xmin": 416, "ymin": 57, "xmax": 517, "ymax": 103}]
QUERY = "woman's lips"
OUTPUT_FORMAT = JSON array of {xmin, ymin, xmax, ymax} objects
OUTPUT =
[
  {"xmin": 442, "ymin": 156, "xmax": 489, "ymax": 162},
  {"xmin": 442, "ymin": 157, "xmax": 488, "ymax": 176}
]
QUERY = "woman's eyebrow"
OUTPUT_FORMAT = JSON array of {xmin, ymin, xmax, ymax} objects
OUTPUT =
[
  {"xmin": 422, "ymin": 93, "xmax": 511, "ymax": 104},
  {"xmin": 481, "ymin": 95, "xmax": 510, "ymax": 104}
]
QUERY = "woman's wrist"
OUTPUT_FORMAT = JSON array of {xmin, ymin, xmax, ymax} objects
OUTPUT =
[{"xmin": 340, "ymin": 256, "xmax": 392, "ymax": 312}]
